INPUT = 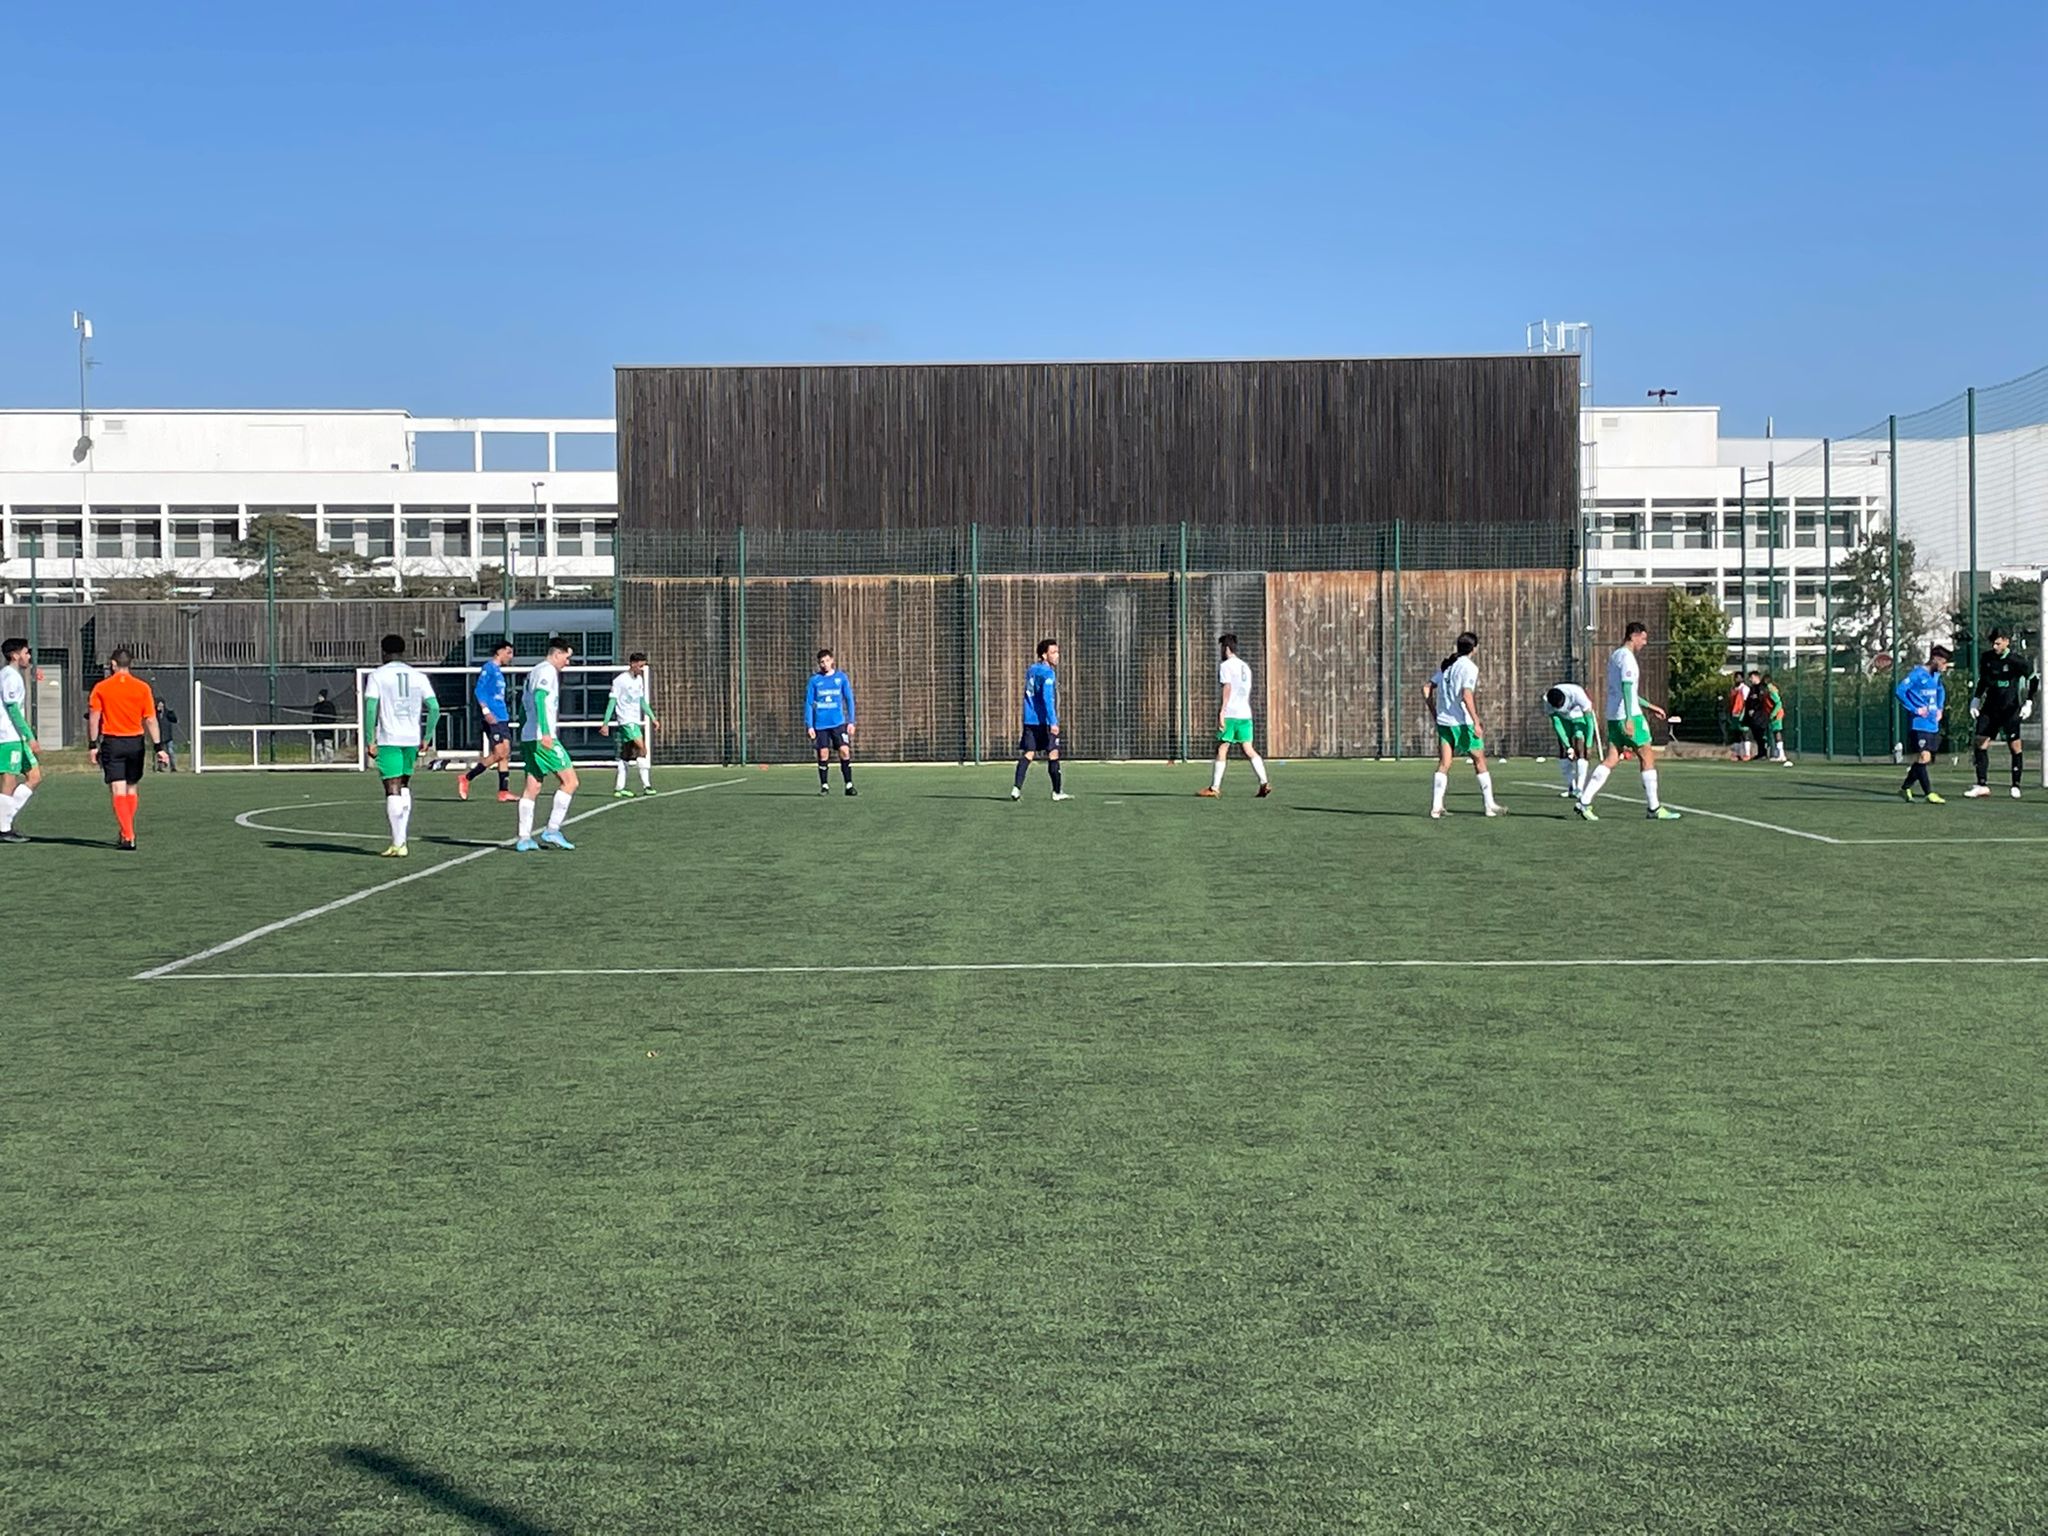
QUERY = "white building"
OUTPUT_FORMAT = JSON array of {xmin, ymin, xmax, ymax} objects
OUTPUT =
[
  {"xmin": 0, "ymin": 410, "xmax": 617, "ymax": 599},
  {"xmin": 1587, "ymin": 404, "xmax": 1890, "ymax": 660}
]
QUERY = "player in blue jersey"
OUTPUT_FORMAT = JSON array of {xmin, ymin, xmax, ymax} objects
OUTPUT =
[
  {"xmin": 459, "ymin": 640, "xmax": 516, "ymax": 802},
  {"xmin": 805, "ymin": 649, "xmax": 858, "ymax": 797},
  {"xmin": 1895, "ymin": 645, "xmax": 1953, "ymax": 803},
  {"xmin": 1013, "ymin": 638, "xmax": 1071, "ymax": 801}
]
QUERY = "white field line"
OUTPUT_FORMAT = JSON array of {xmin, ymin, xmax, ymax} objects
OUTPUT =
[
  {"xmin": 158, "ymin": 955, "xmax": 2048, "ymax": 983},
  {"xmin": 1514, "ymin": 780, "xmax": 2048, "ymax": 847},
  {"xmin": 134, "ymin": 778, "xmax": 748, "ymax": 981},
  {"xmin": 234, "ymin": 801, "xmax": 499, "ymax": 846},
  {"xmin": 1508, "ymin": 782, "xmax": 1840, "ymax": 842}
]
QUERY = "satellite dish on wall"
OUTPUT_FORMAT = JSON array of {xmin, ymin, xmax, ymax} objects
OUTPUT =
[{"xmin": 72, "ymin": 434, "xmax": 93, "ymax": 463}]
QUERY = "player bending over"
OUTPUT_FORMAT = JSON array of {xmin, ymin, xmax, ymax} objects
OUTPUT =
[
  {"xmin": 0, "ymin": 637, "xmax": 42, "ymax": 844},
  {"xmin": 1965, "ymin": 628, "xmax": 2037, "ymax": 799},
  {"xmin": 805, "ymin": 649, "xmax": 858, "ymax": 797},
  {"xmin": 1426, "ymin": 631, "xmax": 1500, "ymax": 819},
  {"xmin": 460, "ymin": 640, "xmax": 516, "ymax": 802},
  {"xmin": 1575, "ymin": 621, "xmax": 1681, "ymax": 822},
  {"xmin": 517, "ymin": 637, "xmax": 579, "ymax": 850},
  {"xmin": 1545, "ymin": 681, "xmax": 1596, "ymax": 799},
  {"xmin": 602, "ymin": 651, "xmax": 660, "ymax": 798},
  {"xmin": 363, "ymin": 634, "xmax": 442, "ymax": 857},
  {"xmin": 1198, "ymin": 633, "xmax": 1271, "ymax": 798},
  {"xmin": 1013, "ymin": 639, "xmax": 1070, "ymax": 801},
  {"xmin": 87, "ymin": 648, "xmax": 170, "ymax": 850},
  {"xmin": 1895, "ymin": 646, "xmax": 1952, "ymax": 804}
]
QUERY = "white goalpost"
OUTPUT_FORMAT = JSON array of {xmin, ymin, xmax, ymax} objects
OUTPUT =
[{"xmin": 194, "ymin": 663, "xmax": 648, "ymax": 773}]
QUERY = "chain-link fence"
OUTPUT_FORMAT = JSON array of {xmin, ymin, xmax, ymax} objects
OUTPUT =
[{"xmin": 620, "ymin": 521, "xmax": 1578, "ymax": 763}]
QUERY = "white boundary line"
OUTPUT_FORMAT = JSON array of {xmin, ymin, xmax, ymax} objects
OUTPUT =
[
  {"xmin": 134, "ymin": 778, "xmax": 748, "ymax": 981},
  {"xmin": 1513, "ymin": 780, "xmax": 2048, "ymax": 847},
  {"xmin": 157, "ymin": 955, "xmax": 2048, "ymax": 982},
  {"xmin": 1509, "ymin": 782, "xmax": 1840, "ymax": 842}
]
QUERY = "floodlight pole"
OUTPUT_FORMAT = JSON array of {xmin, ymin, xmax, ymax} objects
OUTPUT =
[{"xmin": 530, "ymin": 480, "xmax": 545, "ymax": 601}]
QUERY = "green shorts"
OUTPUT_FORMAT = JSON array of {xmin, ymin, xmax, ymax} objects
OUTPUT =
[
  {"xmin": 1550, "ymin": 715, "xmax": 1595, "ymax": 750},
  {"xmin": 374, "ymin": 744, "xmax": 420, "ymax": 780},
  {"xmin": 1437, "ymin": 723, "xmax": 1484, "ymax": 756},
  {"xmin": 1217, "ymin": 718, "xmax": 1255, "ymax": 745},
  {"xmin": 1606, "ymin": 716, "xmax": 1652, "ymax": 751},
  {"xmin": 521, "ymin": 740, "xmax": 575, "ymax": 779},
  {"xmin": 0, "ymin": 740, "xmax": 34, "ymax": 776},
  {"xmin": 614, "ymin": 723, "xmax": 644, "ymax": 747}
]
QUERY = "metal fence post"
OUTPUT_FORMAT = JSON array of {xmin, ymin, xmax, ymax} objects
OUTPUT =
[
  {"xmin": 1967, "ymin": 385, "xmax": 1979, "ymax": 663},
  {"xmin": 1822, "ymin": 438, "xmax": 1835, "ymax": 760},
  {"xmin": 24, "ymin": 538, "xmax": 39, "ymax": 737},
  {"xmin": 264, "ymin": 528, "xmax": 278, "ymax": 764},
  {"xmin": 969, "ymin": 522, "xmax": 982, "ymax": 765},
  {"xmin": 1392, "ymin": 519, "xmax": 1403, "ymax": 762},
  {"xmin": 1737, "ymin": 474, "xmax": 1749, "ymax": 670},
  {"xmin": 1766, "ymin": 462, "xmax": 1778, "ymax": 671},
  {"xmin": 735, "ymin": 525, "xmax": 748, "ymax": 765},
  {"xmin": 1888, "ymin": 415, "xmax": 1900, "ymax": 752},
  {"xmin": 1177, "ymin": 520, "xmax": 1190, "ymax": 763}
]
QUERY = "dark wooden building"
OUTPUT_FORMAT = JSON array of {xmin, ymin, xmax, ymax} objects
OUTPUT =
[{"xmin": 616, "ymin": 356, "xmax": 1578, "ymax": 534}]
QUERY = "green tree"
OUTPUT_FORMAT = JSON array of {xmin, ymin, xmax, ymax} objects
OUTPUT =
[
  {"xmin": 227, "ymin": 513, "xmax": 352, "ymax": 598},
  {"xmin": 1948, "ymin": 576, "xmax": 2039, "ymax": 665},
  {"xmin": 1831, "ymin": 532, "xmax": 1934, "ymax": 664},
  {"xmin": 1666, "ymin": 589, "xmax": 1731, "ymax": 722}
]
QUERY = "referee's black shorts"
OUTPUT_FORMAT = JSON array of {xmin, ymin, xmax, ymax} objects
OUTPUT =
[{"xmin": 99, "ymin": 734, "xmax": 147, "ymax": 786}]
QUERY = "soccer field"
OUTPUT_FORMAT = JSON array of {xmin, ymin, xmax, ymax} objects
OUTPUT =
[{"xmin": 9, "ymin": 758, "xmax": 2048, "ymax": 1533}]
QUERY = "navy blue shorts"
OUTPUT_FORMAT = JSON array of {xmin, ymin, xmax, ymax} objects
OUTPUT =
[
  {"xmin": 813, "ymin": 725, "xmax": 849, "ymax": 751},
  {"xmin": 1019, "ymin": 723, "xmax": 1060, "ymax": 755},
  {"xmin": 481, "ymin": 718, "xmax": 511, "ymax": 747},
  {"xmin": 1909, "ymin": 730, "xmax": 1942, "ymax": 756}
]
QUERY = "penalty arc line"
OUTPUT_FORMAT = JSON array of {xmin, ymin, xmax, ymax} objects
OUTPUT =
[
  {"xmin": 134, "ymin": 778, "xmax": 749, "ymax": 981},
  {"xmin": 158, "ymin": 955, "xmax": 2048, "ymax": 982}
]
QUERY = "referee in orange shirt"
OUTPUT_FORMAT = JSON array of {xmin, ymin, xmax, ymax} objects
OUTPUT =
[{"xmin": 88, "ymin": 649, "xmax": 170, "ymax": 850}]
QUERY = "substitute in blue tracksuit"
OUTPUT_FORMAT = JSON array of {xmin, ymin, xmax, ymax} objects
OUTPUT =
[
  {"xmin": 1895, "ymin": 644, "xmax": 1953, "ymax": 803},
  {"xmin": 806, "ymin": 649, "xmax": 857, "ymax": 797}
]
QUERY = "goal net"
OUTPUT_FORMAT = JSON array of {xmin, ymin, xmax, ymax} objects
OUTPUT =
[{"xmin": 194, "ymin": 664, "xmax": 646, "ymax": 773}]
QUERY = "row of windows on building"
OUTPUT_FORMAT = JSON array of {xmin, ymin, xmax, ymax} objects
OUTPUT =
[
  {"xmin": 1588, "ymin": 498, "xmax": 1876, "ymax": 553},
  {"xmin": 0, "ymin": 508, "xmax": 619, "ymax": 562},
  {"xmin": 1602, "ymin": 569, "xmax": 1851, "ymax": 623}
]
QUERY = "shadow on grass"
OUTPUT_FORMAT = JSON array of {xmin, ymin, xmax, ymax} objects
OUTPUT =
[
  {"xmin": 330, "ymin": 1445, "xmax": 560, "ymax": 1536},
  {"xmin": 6, "ymin": 834, "xmax": 116, "ymax": 849},
  {"xmin": 262, "ymin": 840, "xmax": 383, "ymax": 856}
]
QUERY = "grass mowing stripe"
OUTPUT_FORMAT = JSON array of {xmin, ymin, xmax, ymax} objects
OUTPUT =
[
  {"xmin": 133, "ymin": 777, "xmax": 748, "ymax": 980},
  {"xmin": 156, "ymin": 955, "xmax": 2048, "ymax": 981}
]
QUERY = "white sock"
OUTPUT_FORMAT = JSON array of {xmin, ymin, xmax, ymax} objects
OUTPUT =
[
  {"xmin": 549, "ymin": 789, "xmax": 572, "ymax": 832},
  {"xmin": 1248, "ymin": 750, "xmax": 1268, "ymax": 786},
  {"xmin": 1559, "ymin": 756, "xmax": 1578, "ymax": 793},
  {"xmin": 1476, "ymin": 770, "xmax": 1496, "ymax": 807},
  {"xmin": 1641, "ymin": 768, "xmax": 1661, "ymax": 811},
  {"xmin": 1581, "ymin": 763, "xmax": 1612, "ymax": 805},
  {"xmin": 638, "ymin": 759, "xmax": 652, "ymax": 788},
  {"xmin": 398, "ymin": 788, "xmax": 413, "ymax": 845},
  {"xmin": 1576, "ymin": 756, "xmax": 1592, "ymax": 794},
  {"xmin": 615, "ymin": 760, "xmax": 628, "ymax": 791},
  {"xmin": 517, "ymin": 797, "xmax": 536, "ymax": 840},
  {"xmin": 3, "ymin": 784, "xmax": 31, "ymax": 829},
  {"xmin": 1211, "ymin": 759, "xmax": 1226, "ymax": 790},
  {"xmin": 386, "ymin": 795, "xmax": 405, "ymax": 846},
  {"xmin": 1431, "ymin": 771, "xmax": 1448, "ymax": 811}
]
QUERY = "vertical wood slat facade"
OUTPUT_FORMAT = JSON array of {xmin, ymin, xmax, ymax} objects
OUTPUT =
[{"xmin": 617, "ymin": 358, "xmax": 1579, "ymax": 536}]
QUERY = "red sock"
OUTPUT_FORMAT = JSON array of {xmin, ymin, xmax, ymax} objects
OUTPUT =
[{"xmin": 114, "ymin": 797, "xmax": 136, "ymax": 841}]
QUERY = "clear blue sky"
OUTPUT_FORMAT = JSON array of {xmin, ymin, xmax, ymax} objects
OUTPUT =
[{"xmin": 3, "ymin": 0, "xmax": 2042, "ymax": 434}]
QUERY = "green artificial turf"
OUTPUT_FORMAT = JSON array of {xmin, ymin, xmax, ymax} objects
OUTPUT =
[{"xmin": 4, "ymin": 758, "xmax": 2045, "ymax": 1532}]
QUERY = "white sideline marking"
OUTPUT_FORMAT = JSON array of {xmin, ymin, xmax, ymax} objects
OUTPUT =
[
  {"xmin": 160, "ymin": 955, "xmax": 2048, "ymax": 982},
  {"xmin": 234, "ymin": 800, "xmax": 498, "ymax": 846},
  {"xmin": 135, "ymin": 779, "xmax": 748, "ymax": 980},
  {"xmin": 1509, "ymin": 782, "xmax": 1840, "ymax": 842}
]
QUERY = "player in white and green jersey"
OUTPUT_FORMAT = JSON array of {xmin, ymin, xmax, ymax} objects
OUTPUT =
[
  {"xmin": 0, "ymin": 636, "xmax": 42, "ymax": 843},
  {"xmin": 1545, "ymin": 681, "xmax": 1597, "ymax": 799},
  {"xmin": 362, "ymin": 633, "xmax": 442, "ymax": 856},
  {"xmin": 600, "ymin": 651, "xmax": 658, "ymax": 797},
  {"xmin": 1575, "ymin": 621, "xmax": 1681, "ymax": 822},
  {"xmin": 1426, "ymin": 630, "xmax": 1501, "ymax": 818},
  {"xmin": 517, "ymin": 636, "xmax": 580, "ymax": 851}
]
